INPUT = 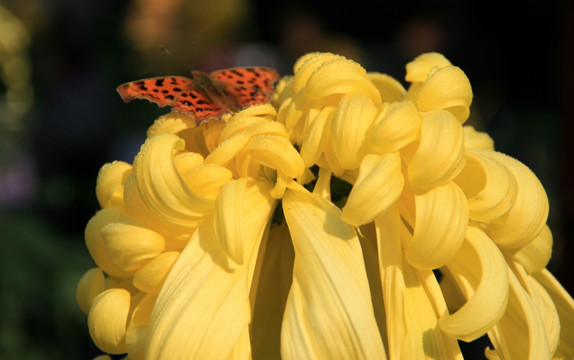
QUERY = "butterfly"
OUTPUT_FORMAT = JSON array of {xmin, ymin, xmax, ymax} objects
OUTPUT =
[{"xmin": 117, "ymin": 67, "xmax": 281, "ymax": 125}]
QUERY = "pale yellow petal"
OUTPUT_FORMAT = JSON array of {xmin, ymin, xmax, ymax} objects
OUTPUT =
[
  {"xmin": 405, "ymin": 182, "xmax": 468, "ymax": 269},
  {"xmin": 405, "ymin": 53, "xmax": 453, "ymax": 83},
  {"xmin": 250, "ymin": 222, "xmax": 295, "ymax": 360},
  {"xmin": 439, "ymin": 226, "xmax": 509, "ymax": 341},
  {"xmin": 77, "ymin": 268, "xmax": 106, "ymax": 314},
  {"xmin": 533, "ymin": 269, "xmax": 574, "ymax": 359},
  {"xmin": 454, "ymin": 150, "xmax": 517, "ymax": 224},
  {"xmin": 291, "ymin": 52, "xmax": 346, "ymax": 94},
  {"xmin": 133, "ymin": 251, "xmax": 179, "ymax": 294},
  {"xmin": 408, "ymin": 110, "xmax": 466, "ymax": 192},
  {"xmin": 282, "ymin": 185, "xmax": 386, "ymax": 359},
  {"xmin": 509, "ymin": 225, "xmax": 552, "ymax": 274},
  {"xmin": 144, "ymin": 181, "xmax": 273, "ymax": 359},
  {"xmin": 134, "ymin": 133, "xmax": 217, "ymax": 227},
  {"xmin": 368, "ymin": 72, "xmax": 407, "ymax": 103},
  {"xmin": 374, "ymin": 207, "xmax": 406, "ymax": 360},
  {"xmin": 330, "ymin": 93, "xmax": 379, "ymax": 170},
  {"xmin": 214, "ymin": 179, "xmax": 276, "ymax": 265},
  {"xmin": 147, "ymin": 112, "xmax": 196, "ymax": 138},
  {"xmin": 487, "ymin": 269, "xmax": 552, "ymax": 360},
  {"xmin": 88, "ymin": 288, "xmax": 130, "ymax": 354},
  {"xmin": 299, "ymin": 106, "xmax": 335, "ymax": 167},
  {"xmin": 369, "ymin": 101, "xmax": 421, "ymax": 154},
  {"xmin": 341, "ymin": 153, "xmax": 404, "ymax": 226},
  {"xmin": 482, "ymin": 151, "xmax": 549, "ymax": 249},
  {"xmin": 101, "ymin": 217, "xmax": 165, "ymax": 272},
  {"xmin": 96, "ymin": 161, "xmax": 131, "ymax": 208},
  {"xmin": 417, "ymin": 67, "xmax": 472, "ymax": 122},
  {"xmin": 144, "ymin": 217, "xmax": 251, "ymax": 360},
  {"xmin": 85, "ymin": 207, "xmax": 131, "ymax": 278},
  {"xmin": 463, "ymin": 126, "xmax": 494, "ymax": 151}
]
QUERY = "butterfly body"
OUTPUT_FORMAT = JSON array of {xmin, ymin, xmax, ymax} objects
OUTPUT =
[{"xmin": 117, "ymin": 67, "xmax": 280, "ymax": 124}]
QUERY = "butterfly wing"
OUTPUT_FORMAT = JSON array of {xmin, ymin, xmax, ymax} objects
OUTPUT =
[
  {"xmin": 116, "ymin": 76, "xmax": 226, "ymax": 122},
  {"xmin": 210, "ymin": 68, "xmax": 281, "ymax": 108}
]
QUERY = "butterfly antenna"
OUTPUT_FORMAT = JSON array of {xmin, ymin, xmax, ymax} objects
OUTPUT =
[{"xmin": 159, "ymin": 45, "xmax": 192, "ymax": 72}]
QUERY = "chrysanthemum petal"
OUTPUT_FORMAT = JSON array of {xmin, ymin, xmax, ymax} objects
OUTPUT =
[
  {"xmin": 147, "ymin": 112, "xmax": 197, "ymax": 138},
  {"xmin": 101, "ymin": 217, "xmax": 166, "ymax": 272},
  {"xmin": 533, "ymin": 269, "xmax": 574, "ymax": 358},
  {"xmin": 96, "ymin": 161, "xmax": 131, "ymax": 208},
  {"xmin": 369, "ymin": 101, "xmax": 421, "ymax": 154},
  {"xmin": 85, "ymin": 207, "xmax": 131, "ymax": 278},
  {"xmin": 377, "ymin": 208, "xmax": 462, "ymax": 359},
  {"xmin": 88, "ymin": 288, "xmax": 130, "ymax": 354},
  {"xmin": 330, "ymin": 93, "xmax": 379, "ymax": 169},
  {"xmin": 487, "ymin": 270, "xmax": 552, "ymax": 360},
  {"xmin": 463, "ymin": 126, "xmax": 494, "ymax": 151},
  {"xmin": 214, "ymin": 179, "xmax": 276, "ymax": 265},
  {"xmin": 482, "ymin": 151, "xmax": 549, "ymax": 249},
  {"xmin": 408, "ymin": 110, "xmax": 466, "ymax": 192},
  {"xmin": 405, "ymin": 182, "xmax": 468, "ymax": 269},
  {"xmin": 143, "ymin": 181, "xmax": 274, "ymax": 359},
  {"xmin": 405, "ymin": 53, "xmax": 453, "ymax": 83},
  {"xmin": 304, "ymin": 58, "xmax": 382, "ymax": 105},
  {"xmin": 250, "ymin": 222, "xmax": 295, "ymax": 359},
  {"xmin": 133, "ymin": 251, "xmax": 179, "ymax": 294},
  {"xmin": 134, "ymin": 133, "xmax": 218, "ymax": 227},
  {"xmin": 236, "ymin": 135, "xmax": 305, "ymax": 179},
  {"xmin": 281, "ymin": 185, "xmax": 386, "ymax": 359},
  {"xmin": 406, "ymin": 61, "xmax": 473, "ymax": 123},
  {"xmin": 77, "ymin": 268, "xmax": 106, "ymax": 314},
  {"xmin": 299, "ymin": 106, "xmax": 335, "ymax": 167},
  {"xmin": 439, "ymin": 226, "xmax": 509, "ymax": 341},
  {"xmin": 291, "ymin": 52, "xmax": 347, "ymax": 94},
  {"xmin": 341, "ymin": 153, "xmax": 404, "ymax": 226},
  {"xmin": 509, "ymin": 225, "xmax": 552, "ymax": 274},
  {"xmin": 368, "ymin": 73, "xmax": 407, "ymax": 103},
  {"xmin": 454, "ymin": 150, "xmax": 517, "ymax": 224}
]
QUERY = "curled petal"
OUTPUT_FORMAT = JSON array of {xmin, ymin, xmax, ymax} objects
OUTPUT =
[
  {"xmin": 408, "ymin": 110, "xmax": 466, "ymax": 193},
  {"xmin": 236, "ymin": 135, "xmax": 305, "ymax": 180},
  {"xmin": 407, "ymin": 65, "xmax": 473, "ymax": 123},
  {"xmin": 405, "ymin": 53, "xmax": 453, "ymax": 82},
  {"xmin": 439, "ymin": 226, "xmax": 509, "ymax": 341},
  {"xmin": 133, "ymin": 251, "xmax": 180, "ymax": 294},
  {"xmin": 145, "ymin": 213, "xmax": 264, "ymax": 360},
  {"xmin": 88, "ymin": 288, "xmax": 131, "ymax": 354},
  {"xmin": 282, "ymin": 185, "xmax": 386, "ymax": 359},
  {"xmin": 304, "ymin": 58, "xmax": 382, "ymax": 105},
  {"xmin": 330, "ymin": 93, "xmax": 379, "ymax": 169},
  {"xmin": 463, "ymin": 126, "xmax": 494, "ymax": 151},
  {"xmin": 368, "ymin": 72, "xmax": 406, "ymax": 103},
  {"xmin": 405, "ymin": 182, "xmax": 468, "ymax": 269},
  {"xmin": 299, "ymin": 106, "xmax": 335, "ymax": 167},
  {"xmin": 341, "ymin": 153, "xmax": 404, "ymax": 226},
  {"xmin": 214, "ymin": 179, "xmax": 276, "ymax": 265},
  {"xmin": 134, "ymin": 133, "xmax": 219, "ymax": 227},
  {"xmin": 482, "ymin": 151, "xmax": 549, "ymax": 249},
  {"xmin": 369, "ymin": 101, "xmax": 421, "ymax": 154},
  {"xmin": 533, "ymin": 269, "xmax": 574, "ymax": 359},
  {"xmin": 77, "ymin": 268, "xmax": 106, "ymax": 314},
  {"xmin": 487, "ymin": 270, "xmax": 552, "ymax": 360},
  {"xmin": 291, "ymin": 52, "xmax": 347, "ymax": 94},
  {"xmin": 101, "ymin": 217, "xmax": 166, "ymax": 272},
  {"xmin": 85, "ymin": 207, "xmax": 130, "ymax": 278},
  {"xmin": 96, "ymin": 161, "xmax": 131, "ymax": 208},
  {"xmin": 509, "ymin": 225, "xmax": 552, "ymax": 274},
  {"xmin": 147, "ymin": 112, "xmax": 196, "ymax": 138},
  {"xmin": 454, "ymin": 150, "xmax": 517, "ymax": 224}
]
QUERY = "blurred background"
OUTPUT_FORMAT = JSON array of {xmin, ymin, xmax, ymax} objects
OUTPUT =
[{"xmin": 0, "ymin": 0, "xmax": 572, "ymax": 358}]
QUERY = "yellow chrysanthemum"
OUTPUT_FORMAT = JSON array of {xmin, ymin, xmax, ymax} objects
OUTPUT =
[{"xmin": 78, "ymin": 52, "xmax": 574, "ymax": 359}]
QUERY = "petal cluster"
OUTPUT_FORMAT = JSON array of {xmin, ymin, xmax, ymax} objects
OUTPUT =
[{"xmin": 78, "ymin": 52, "xmax": 573, "ymax": 360}]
